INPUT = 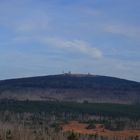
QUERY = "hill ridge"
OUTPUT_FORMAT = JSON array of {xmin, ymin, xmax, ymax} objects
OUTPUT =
[{"xmin": 0, "ymin": 74, "xmax": 140, "ymax": 104}]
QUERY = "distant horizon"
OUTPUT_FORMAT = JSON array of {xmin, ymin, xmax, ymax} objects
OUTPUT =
[{"xmin": 0, "ymin": 72, "xmax": 139, "ymax": 83}]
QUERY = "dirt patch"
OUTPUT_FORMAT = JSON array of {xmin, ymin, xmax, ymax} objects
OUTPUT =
[{"xmin": 62, "ymin": 121, "xmax": 140, "ymax": 138}]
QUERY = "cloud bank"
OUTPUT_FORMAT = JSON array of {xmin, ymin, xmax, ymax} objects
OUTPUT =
[{"xmin": 44, "ymin": 38, "xmax": 103, "ymax": 59}]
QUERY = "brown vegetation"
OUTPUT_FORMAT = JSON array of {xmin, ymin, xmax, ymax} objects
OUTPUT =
[{"xmin": 63, "ymin": 121, "xmax": 140, "ymax": 138}]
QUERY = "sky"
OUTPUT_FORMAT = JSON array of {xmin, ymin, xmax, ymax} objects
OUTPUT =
[{"xmin": 0, "ymin": 0, "xmax": 140, "ymax": 81}]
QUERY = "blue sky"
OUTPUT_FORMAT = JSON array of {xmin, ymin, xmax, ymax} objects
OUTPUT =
[{"xmin": 0, "ymin": 0, "xmax": 140, "ymax": 81}]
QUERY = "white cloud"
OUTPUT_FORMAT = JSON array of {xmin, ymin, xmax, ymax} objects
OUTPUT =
[
  {"xmin": 104, "ymin": 24, "xmax": 140, "ymax": 38},
  {"xmin": 43, "ymin": 38, "xmax": 103, "ymax": 59},
  {"xmin": 16, "ymin": 16, "xmax": 49, "ymax": 33},
  {"xmin": 1, "ymin": 17, "xmax": 49, "ymax": 34},
  {"xmin": 12, "ymin": 36, "xmax": 103, "ymax": 59},
  {"xmin": 0, "ymin": 1, "xmax": 49, "ymax": 34}
]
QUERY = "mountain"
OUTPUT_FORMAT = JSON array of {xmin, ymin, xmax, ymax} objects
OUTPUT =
[{"xmin": 0, "ymin": 74, "xmax": 140, "ymax": 104}]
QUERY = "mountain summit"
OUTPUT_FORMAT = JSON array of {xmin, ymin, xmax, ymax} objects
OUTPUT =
[{"xmin": 0, "ymin": 74, "xmax": 140, "ymax": 104}]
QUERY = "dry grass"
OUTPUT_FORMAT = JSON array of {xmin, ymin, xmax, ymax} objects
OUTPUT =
[{"xmin": 0, "ymin": 122, "xmax": 65, "ymax": 140}]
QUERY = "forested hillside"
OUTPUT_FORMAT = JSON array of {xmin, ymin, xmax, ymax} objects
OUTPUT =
[{"xmin": 0, "ymin": 74, "xmax": 140, "ymax": 103}]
